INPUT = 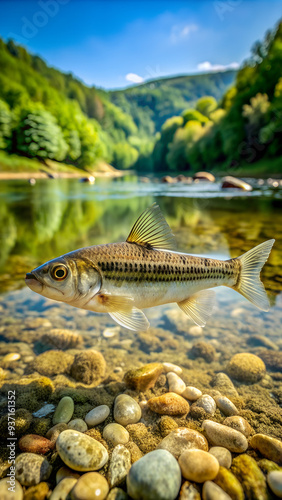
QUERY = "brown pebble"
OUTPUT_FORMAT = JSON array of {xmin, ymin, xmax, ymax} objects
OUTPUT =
[
  {"xmin": 158, "ymin": 427, "xmax": 208, "ymax": 458},
  {"xmin": 250, "ymin": 434, "xmax": 282, "ymax": 465},
  {"xmin": 19, "ymin": 434, "xmax": 54, "ymax": 454},
  {"xmin": 46, "ymin": 423, "xmax": 68, "ymax": 443},
  {"xmin": 124, "ymin": 363, "xmax": 164, "ymax": 391},
  {"xmin": 223, "ymin": 416, "xmax": 253, "ymax": 438},
  {"xmin": 148, "ymin": 392, "xmax": 190, "ymax": 415},
  {"xmin": 70, "ymin": 472, "xmax": 109, "ymax": 500}
]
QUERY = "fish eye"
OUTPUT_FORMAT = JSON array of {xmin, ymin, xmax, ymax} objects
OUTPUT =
[{"xmin": 51, "ymin": 265, "xmax": 68, "ymax": 281}]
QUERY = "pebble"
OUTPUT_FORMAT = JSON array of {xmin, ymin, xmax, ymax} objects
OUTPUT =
[
  {"xmin": 267, "ymin": 471, "xmax": 282, "ymax": 498},
  {"xmin": 195, "ymin": 395, "xmax": 216, "ymax": 415},
  {"xmin": 209, "ymin": 447, "xmax": 232, "ymax": 469},
  {"xmin": 114, "ymin": 394, "xmax": 141, "ymax": 425},
  {"xmin": 70, "ymin": 350, "xmax": 106, "ymax": 385},
  {"xmin": 0, "ymin": 478, "xmax": 23, "ymax": 500},
  {"xmin": 250, "ymin": 433, "xmax": 282, "ymax": 464},
  {"xmin": 50, "ymin": 477, "xmax": 77, "ymax": 500},
  {"xmin": 53, "ymin": 396, "xmax": 74, "ymax": 424},
  {"xmin": 85, "ymin": 405, "xmax": 110, "ymax": 427},
  {"xmin": 107, "ymin": 488, "xmax": 129, "ymax": 500},
  {"xmin": 127, "ymin": 449, "xmax": 182, "ymax": 500},
  {"xmin": 211, "ymin": 373, "xmax": 238, "ymax": 399},
  {"xmin": 167, "ymin": 372, "xmax": 186, "ymax": 394},
  {"xmin": 158, "ymin": 427, "xmax": 208, "ymax": 458},
  {"xmin": 182, "ymin": 386, "xmax": 202, "ymax": 401},
  {"xmin": 19, "ymin": 434, "xmax": 54, "ymax": 454},
  {"xmin": 179, "ymin": 481, "xmax": 201, "ymax": 500},
  {"xmin": 231, "ymin": 454, "xmax": 268, "ymax": 499},
  {"xmin": 15, "ymin": 453, "xmax": 52, "ymax": 486},
  {"xmin": 2, "ymin": 353, "xmax": 21, "ymax": 364},
  {"xmin": 215, "ymin": 396, "xmax": 239, "ymax": 416},
  {"xmin": 56, "ymin": 466, "xmax": 80, "ymax": 483},
  {"xmin": 148, "ymin": 393, "xmax": 190, "ymax": 416},
  {"xmin": 70, "ymin": 472, "xmax": 109, "ymax": 500},
  {"xmin": 213, "ymin": 466, "xmax": 244, "ymax": 500},
  {"xmin": 103, "ymin": 326, "xmax": 120, "ymax": 338},
  {"xmin": 56, "ymin": 429, "xmax": 108, "ymax": 471},
  {"xmin": 103, "ymin": 423, "xmax": 129, "ymax": 445},
  {"xmin": 202, "ymin": 420, "xmax": 248, "ymax": 453},
  {"xmin": 202, "ymin": 481, "xmax": 232, "ymax": 500},
  {"xmin": 190, "ymin": 342, "xmax": 216, "ymax": 362},
  {"xmin": 124, "ymin": 363, "xmax": 164, "ymax": 391},
  {"xmin": 226, "ymin": 353, "xmax": 266, "ymax": 383},
  {"xmin": 163, "ymin": 362, "xmax": 183, "ymax": 375},
  {"xmin": 68, "ymin": 419, "xmax": 88, "ymax": 433},
  {"xmin": 46, "ymin": 423, "xmax": 68, "ymax": 443},
  {"xmin": 179, "ymin": 449, "xmax": 219, "ymax": 483},
  {"xmin": 223, "ymin": 416, "xmax": 253, "ymax": 438},
  {"xmin": 40, "ymin": 328, "xmax": 82, "ymax": 349},
  {"xmin": 108, "ymin": 444, "xmax": 131, "ymax": 487}
]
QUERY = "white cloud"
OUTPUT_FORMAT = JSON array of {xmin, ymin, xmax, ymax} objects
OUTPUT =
[
  {"xmin": 197, "ymin": 61, "xmax": 240, "ymax": 72},
  {"xmin": 170, "ymin": 23, "xmax": 198, "ymax": 44},
  {"xmin": 125, "ymin": 73, "xmax": 144, "ymax": 84}
]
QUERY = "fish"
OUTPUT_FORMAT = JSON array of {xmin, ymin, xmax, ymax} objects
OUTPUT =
[{"xmin": 25, "ymin": 204, "xmax": 275, "ymax": 331}]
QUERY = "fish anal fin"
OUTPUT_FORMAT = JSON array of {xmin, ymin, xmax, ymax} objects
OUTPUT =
[
  {"xmin": 177, "ymin": 290, "xmax": 216, "ymax": 327},
  {"xmin": 96, "ymin": 293, "xmax": 150, "ymax": 332},
  {"xmin": 126, "ymin": 204, "xmax": 176, "ymax": 251}
]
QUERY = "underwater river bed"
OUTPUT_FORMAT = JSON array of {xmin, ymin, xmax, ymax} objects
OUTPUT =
[{"xmin": 0, "ymin": 176, "xmax": 282, "ymax": 499}]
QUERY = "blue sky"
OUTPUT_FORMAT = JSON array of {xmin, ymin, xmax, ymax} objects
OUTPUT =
[{"xmin": 0, "ymin": 0, "xmax": 281, "ymax": 89}]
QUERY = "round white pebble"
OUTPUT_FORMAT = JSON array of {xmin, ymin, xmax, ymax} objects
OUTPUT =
[
  {"xmin": 182, "ymin": 386, "xmax": 202, "ymax": 401},
  {"xmin": 268, "ymin": 471, "xmax": 282, "ymax": 498},
  {"xmin": 163, "ymin": 362, "xmax": 183, "ymax": 375},
  {"xmin": 167, "ymin": 372, "xmax": 186, "ymax": 395}
]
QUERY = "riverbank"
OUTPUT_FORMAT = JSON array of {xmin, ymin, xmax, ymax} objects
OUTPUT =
[{"xmin": 0, "ymin": 151, "xmax": 124, "ymax": 179}]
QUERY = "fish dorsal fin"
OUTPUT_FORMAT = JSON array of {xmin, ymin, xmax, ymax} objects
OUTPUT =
[
  {"xmin": 126, "ymin": 204, "xmax": 176, "ymax": 250},
  {"xmin": 177, "ymin": 290, "xmax": 216, "ymax": 327}
]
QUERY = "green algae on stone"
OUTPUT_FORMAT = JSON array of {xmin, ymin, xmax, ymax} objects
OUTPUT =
[
  {"xmin": 30, "ymin": 350, "xmax": 74, "ymax": 377},
  {"xmin": 226, "ymin": 353, "xmax": 266, "ymax": 384},
  {"xmin": 258, "ymin": 459, "xmax": 282, "ymax": 475},
  {"xmin": 23, "ymin": 481, "xmax": 50, "ymax": 500},
  {"xmin": 250, "ymin": 434, "xmax": 282, "ymax": 465},
  {"xmin": 0, "ymin": 408, "xmax": 32, "ymax": 437},
  {"xmin": 70, "ymin": 350, "xmax": 106, "ymax": 385},
  {"xmin": 190, "ymin": 342, "xmax": 216, "ymax": 363},
  {"xmin": 124, "ymin": 363, "xmax": 164, "ymax": 391},
  {"xmin": 214, "ymin": 466, "xmax": 245, "ymax": 500},
  {"xmin": 53, "ymin": 396, "xmax": 74, "ymax": 425},
  {"xmin": 231, "ymin": 454, "xmax": 269, "ymax": 500}
]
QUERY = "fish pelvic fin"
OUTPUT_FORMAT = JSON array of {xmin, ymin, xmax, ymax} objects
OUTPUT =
[
  {"xmin": 96, "ymin": 293, "xmax": 150, "ymax": 331},
  {"xmin": 233, "ymin": 239, "xmax": 275, "ymax": 312},
  {"xmin": 126, "ymin": 204, "xmax": 176, "ymax": 251},
  {"xmin": 177, "ymin": 289, "xmax": 216, "ymax": 327}
]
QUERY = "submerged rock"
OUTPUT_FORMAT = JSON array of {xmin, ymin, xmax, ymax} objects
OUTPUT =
[
  {"xmin": 226, "ymin": 353, "xmax": 265, "ymax": 383},
  {"xmin": 211, "ymin": 373, "xmax": 238, "ymax": 399},
  {"xmin": 114, "ymin": 394, "xmax": 142, "ymax": 425},
  {"xmin": 209, "ymin": 447, "xmax": 232, "ymax": 469},
  {"xmin": 70, "ymin": 472, "xmax": 109, "ymax": 500},
  {"xmin": 167, "ymin": 372, "xmax": 186, "ymax": 394},
  {"xmin": 70, "ymin": 350, "xmax": 106, "ymax": 385},
  {"xmin": 19, "ymin": 434, "xmax": 54, "ymax": 454},
  {"xmin": 148, "ymin": 393, "xmax": 189, "ymax": 416},
  {"xmin": 250, "ymin": 433, "xmax": 282, "ymax": 465},
  {"xmin": 179, "ymin": 449, "xmax": 219, "ymax": 483},
  {"xmin": 68, "ymin": 418, "xmax": 88, "ymax": 433},
  {"xmin": 215, "ymin": 396, "xmax": 239, "ymax": 417},
  {"xmin": 53, "ymin": 396, "xmax": 74, "ymax": 424},
  {"xmin": 202, "ymin": 420, "xmax": 248, "ymax": 453},
  {"xmin": 30, "ymin": 350, "xmax": 74, "ymax": 376},
  {"xmin": 221, "ymin": 176, "xmax": 252, "ymax": 191},
  {"xmin": 56, "ymin": 429, "xmax": 108, "ymax": 471},
  {"xmin": 0, "ymin": 478, "xmax": 23, "ymax": 500},
  {"xmin": 124, "ymin": 363, "xmax": 164, "ymax": 391},
  {"xmin": 158, "ymin": 427, "xmax": 208, "ymax": 458},
  {"xmin": 223, "ymin": 416, "xmax": 253, "ymax": 438},
  {"xmin": 182, "ymin": 386, "xmax": 202, "ymax": 401},
  {"xmin": 85, "ymin": 405, "xmax": 110, "ymax": 427},
  {"xmin": 213, "ymin": 466, "xmax": 245, "ymax": 500},
  {"xmin": 127, "ymin": 449, "xmax": 181, "ymax": 500},
  {"xmin": 231, "ymin": 454, "xmax": 268, "ymax": 500},
  {"xmin": 40, "ymin": 329, "xmax": 83, "ymax": 350},
  {"xmin": 267, "ymin": 471, "xmax": 282, "ymax": 498},
  {"xmin": 190, "ymin": 342, "xmax": 216, "ymax": 362},
  {"xmin": 103, "ymin": 423, "xmax": 129, "ymax": 446},
  {"xmin": 194, "ymin": 395, "xmax": 216, "ymax": 415},
  {"xmin": 50, "ymin": 477, "xmax": 77, "ymax": 500},
  {"xmin": 108, "ymin": 444, "xmax": 131, "ymax": 487},
  {"xmin": 202, "ymin": 481, "xmax": 232, "ymax": 500},
  {"xmin": 15, "ymin": 453, "xmax": 52, "ymax": 486}
]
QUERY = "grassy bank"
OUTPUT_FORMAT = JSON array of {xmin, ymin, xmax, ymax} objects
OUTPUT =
[
  {"xmin": 0, "ymin": 151, "xmax": 123, "ymax": 179},
  {"xmin": 214, "ymin": 157, "xmax": 282, "ymax": 178}
]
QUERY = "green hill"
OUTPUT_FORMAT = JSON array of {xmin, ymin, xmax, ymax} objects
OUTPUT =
[{"xmin": 110, "ymin": 70, "xmax": 236, "ymax": 135}]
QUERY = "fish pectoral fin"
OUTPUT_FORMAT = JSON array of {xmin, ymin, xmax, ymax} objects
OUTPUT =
[
  {"xmin": 97, "ymin": 293, "xmax": 150, "ymax": 332},
  {"xmin": 126, "ymin": 203, "xmax": 176, "ymax": 251},
  {"xmin": 177, "ymin": 290, "xmax": 216, "ymax": 327}
]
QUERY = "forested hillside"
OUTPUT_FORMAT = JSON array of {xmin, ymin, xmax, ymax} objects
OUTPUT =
[
  {"xmin": 150, "ymin": 21, "xmax": 282, "ymax": 174},
  {"xmin": 110, "ymin": 70, "xmax": 235, "ymax": 135},
  {"xmin": 0, "ymin": 37, "xmax": 234, "ymax": 172}
]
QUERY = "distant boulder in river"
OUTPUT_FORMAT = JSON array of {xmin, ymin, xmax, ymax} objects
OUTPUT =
[
  {"xmin": 193, "ymin": 172, "xmax": 215, "ymax": 182},
  {"xmin": 221, "ymin": 176, "xmax": 252, "ymax": 191}
]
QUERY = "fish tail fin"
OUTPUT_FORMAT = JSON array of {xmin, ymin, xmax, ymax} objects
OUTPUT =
[{"xmin": 233, "ymin": 239, "xmax": 275, "ymax": 311}]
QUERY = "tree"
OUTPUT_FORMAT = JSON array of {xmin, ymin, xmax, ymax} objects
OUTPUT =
[
  {"xmin": 0, "ymin": 99, "xmax": 12, "ymax": 149},
  {"xmin": 112, "ymin": 142, "xmax": 139, "ymax": 169},
  {"xmin": 14, "ymin": 106, "xmax": 68, "ymax": 161},
  {"xmin": 196, "ymin": 96, "xmax": 217, "ymax": 118},
  {"xmin": 182, "ymin": 108, "xmax": 209, "ymax": 125}
]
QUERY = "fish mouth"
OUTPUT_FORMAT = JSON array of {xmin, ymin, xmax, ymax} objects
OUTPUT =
[{"xmin": 25, "ymin": 272, "xmax": 43, "ymax": 292}]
